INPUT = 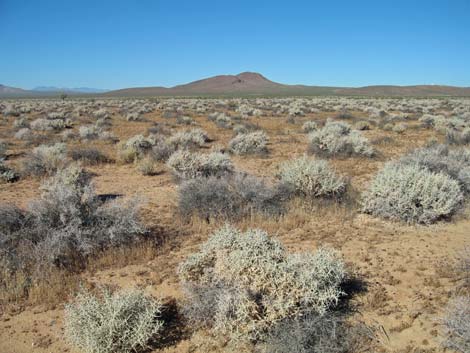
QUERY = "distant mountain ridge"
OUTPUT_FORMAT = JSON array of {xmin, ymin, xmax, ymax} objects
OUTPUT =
[
  {"xmin": 2, "ymin": 72, "xmax": 470, "ymax": 98},
  {"xmin": 33, "ymin": 86, "xmax": 109, "ymax": 93}
]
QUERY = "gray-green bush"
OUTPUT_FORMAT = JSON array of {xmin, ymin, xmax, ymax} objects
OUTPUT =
[
  {"xmin": 309, "ymin": 120, "xmax": 374, "ymax": 157},
  {"xmin": 362, "ymin": 163, "xmax": 463, "ymax": 224},
  {"xmin": 65, "ymin": 287, "xmax": 164, "ymax": 353},
  {"xmin": 179, "ymin": 226, "xmax": 345, "ymax": 342},
  {"xmin": 278, "ymin": 156, "xmax": 346, "ymax": 198}
]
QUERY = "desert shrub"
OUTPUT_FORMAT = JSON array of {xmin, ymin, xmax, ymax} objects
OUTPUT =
[
  {"xmin": 79, "ymin": 125, "xmax": 101, "ymax": 140},
  {"xmin": 302, "ymin": 121, "xmax": 318, "ymax": 133},
  {"xmin": 167, "ymin": 150, "xmax": 233, "ymax": 179},
  {"xmin": 278, "ymin": 156, "xmax": 346, "ymax": 198},
  {"xmin": 30, "ymin": 118, "xmax": 67, "ymax": 131},
  {"xmin": 137, "ymin": 156, "xmax": 159, "ymax": 176},
  {"xmin": 179, "ymin": 226, "xmax": 345, "ymax": 342},
  {"xmin": 229, "ymin": 131, "xmax": 268, "ymax": 155},
  {"xmin": 61, "ymin": 129, "xmax": 78, "ymax": 141},
  {"xmin": 118, "ymin": 135, "xmax": 154, "ymax": 163},
  {"xmin": 14, "ymin": 127, "xmax": 33, "ymax": 140},
  {"xmin": 167, "ymin": 128, "xmax": 208, "ymax": 150},
  {"xmin": 262, "ymin": 313, "xmax": 367, "ymax": 353},
  {"xmin": 215, "ymin": 114, "xmax": 232, "ymax": 128},
  {"xmin": 178, "ymin": 174, "xmax": 288, "ymax": 220},
  {"xmin": 2, "ymin": 164, "xmax": 146, "ymax": 271},
  {"xmin": 0, "ymin": 161, "xmax": 19, "ymax": 183},
  {"xmin": 22, "ymin": 143, "xmax": 67, "ymax": 176},
  {"xmin": 13, "ymin": 116, "xmax": 29, "ymax": 129},
  {"xmin": 442, "ymin": 296, "xmax": 470, "ymax": 353},
  {"xmin": 150, "ymin": 140, "xmax": 174, "ymax": 162},
  {"xmin": 447, "ymin": 128, "xmax": 470, "ymax": 145},
  {"xmin": 0, "ymin": 140, "xmax": 6, "ymax": 159},
  {"xmin": 126, "ymin": 112, "xmax": 143, "ymax": 121},
  {"xmin": 177, "ymin": 115, "xmax": 194, "ymax": 125},
  {"xmin": 399, "ymin": 144, "xmax": 470, "ymax": 193},
  {"xmin": 65, "ymin": 287, "xmax": 164, "ymax": 353},
  {"xmin": 392, "ymin": 123, "xmax": 406, "ymax": 134},
  {"xmin": 70, "ymin": 148, "xmax": 109, "ymax": 165},
  {"xmin": 308, "ymin": 120, "xmax": 374, "ymax": 157},
  {"xmin": 354, "ymin": 120, "xmax": 371, "ymax": 131},
  {"xmin": 362, "ymin": 163, "xmax": 463, "ymax": 224}
]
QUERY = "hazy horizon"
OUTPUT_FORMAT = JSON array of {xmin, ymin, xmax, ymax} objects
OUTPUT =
[{"xmin": 1, "ymin": 0, "xmax": 469, "ymax": 89}]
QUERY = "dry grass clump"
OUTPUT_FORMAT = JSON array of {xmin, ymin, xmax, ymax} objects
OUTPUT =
[
  {"xmin": 167, "ymin": 150, "xmax": 233, "ymax": 179},
  {"xmin": 64, "ymin": 287, "xmax": 164, "ymax": 353},
  {"xmin": 308, "ymin": 120, "xmax": 374, "ymax": 158},
  {"xmin": 442, "ymin": 296, "xmax": 470, "ymax": 353},
  {"xmin": 179, "ymin": 226, "xmax": 346, "ymax": 343},
  {"xmin": 22, "ymin": 142, "xmax": 67, "ymax": 176},
  {"xmin": 362, "ymin": 163, "xmax": 463, "ymax": 224},
  {"xmin": 228, "ymin": 131, "xmax": 268, "ymax": 155},
  {"xmin": 278, "ymin": 156, "xmax": 346, "ymax": 198}
]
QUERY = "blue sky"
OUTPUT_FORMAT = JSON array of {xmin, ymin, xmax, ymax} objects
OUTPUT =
[{"xmin": 1, "ymin": 0, "xmax": 469, "ymax": 89}]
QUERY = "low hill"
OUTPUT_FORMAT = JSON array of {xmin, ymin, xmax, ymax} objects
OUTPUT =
[{"xmin": 3, "ymin": 73, "xmax": 470, "ymax": 98}]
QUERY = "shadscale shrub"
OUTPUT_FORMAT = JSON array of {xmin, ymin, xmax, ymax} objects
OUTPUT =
[
  {"xmin": 442, "ymin": 296, "xmax": 470, "ymax": 353},
  {"xmin": 1, "ymin": 164, "xmax": 147, "ymax": 270},
  {"xmin": 22, "ymin": 143, "xmax": 67, "ymax": 176},
  {"xmin": 361, "ymin": 162, "xmax": 463, "ymax": 224},
  {"xmin": 399, "ymin": 144, "xmax": 470, "ymax": 193},
  {"xmin": 167, "ymin": 150, "xmax": 233, "ymax": 179},
  {"xmin": 302, "ymin": 121, "xmax": 318, "ymax": 133},
  {"xmin": 278, "ymin": 156, "xmax": 346, "ymax": 198},
  {"xmin": 65, "ymin": 287, "xmax": 164, "ymax": 353},
  {"xmin": 178, "ymin": 174, "xmax": 288, "ymax": 220},
  {"xmin": 167, "ymin": 128, "xmax": 208, "ymax": 150},
  {"xmin": 179, "ymin": 226, "xmax": 346, "ymax": 342},
  {"xmin": 228, "ymin": 131, "xmax": 268, "ymax": 155},
  {"xmin": 308, "ymin": 120, "xmax": 374, "ymax": 157},
  {"xmin": 0, "ymin": 161, "xmax": 19, "ymax": 183}
]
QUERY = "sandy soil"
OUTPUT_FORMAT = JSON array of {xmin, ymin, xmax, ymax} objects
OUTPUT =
[{"xmin": 0, "ymin": 104, "xmax": 467, "ymax": 353}]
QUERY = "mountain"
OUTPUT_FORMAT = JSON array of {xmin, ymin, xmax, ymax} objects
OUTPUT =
[
  {"xmin": 32, "ymin": 86, "xmax": 109, "ymax": 93},
  {"xmin": 104, "ymin": 72, "xmax": 338, "ymax": 97},
  {"xmin": 0, "ymin": 84, "xmax": 30, "ymax": 96},
  {"xmin": 104, "ymin": 72, "xmax": 470, "ymax": 97},
  {"xmin": 2, "ymin": 73, "xmax": 470, "ymax": 98}
]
